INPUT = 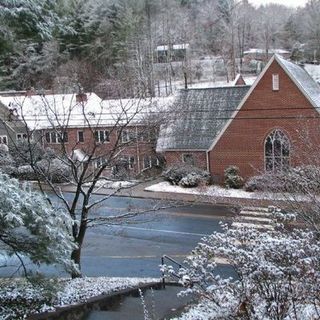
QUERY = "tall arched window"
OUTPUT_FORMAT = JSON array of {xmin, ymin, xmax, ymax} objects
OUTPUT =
[{"xmin": 265, "ymin": 129, "xmax": 290, "ymax": 172}]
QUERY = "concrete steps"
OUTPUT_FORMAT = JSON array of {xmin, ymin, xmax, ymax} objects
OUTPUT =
[{"xmin": 231, "ymin": 206, "xmax": 276, "ymax": 231}]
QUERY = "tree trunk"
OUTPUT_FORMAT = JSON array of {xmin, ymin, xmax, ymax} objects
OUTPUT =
[{"xmin": 71, "ymin": 247, "xmax": 82, "ymax": 278}]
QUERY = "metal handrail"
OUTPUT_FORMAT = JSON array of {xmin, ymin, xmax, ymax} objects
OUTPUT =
[{"xmin": 161, "ymin": 255, "xmax": 187, "ymax": 288}]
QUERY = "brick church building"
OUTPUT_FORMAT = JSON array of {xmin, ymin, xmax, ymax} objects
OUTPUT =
[{"xmin": 157, "ymin": 55, "xmax": 320, "ymax": 181}]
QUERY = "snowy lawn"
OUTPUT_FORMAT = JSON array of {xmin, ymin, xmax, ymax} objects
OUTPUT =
[
  {"xmin": 145, "ymin": 181, "xmax": 307, "ymax": 201},
  {"xmin": 0, "ymin": 276, "xmax": 158, "ymax": 319}
]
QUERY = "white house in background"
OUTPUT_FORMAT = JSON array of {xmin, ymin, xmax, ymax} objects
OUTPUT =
[
  {"xmin": 156, "ymin": 43, "xmax": 190, "ymax": 63},
  {"xmin": 243, "ymin": 48, "xmax": 291, "ymax": 62}
]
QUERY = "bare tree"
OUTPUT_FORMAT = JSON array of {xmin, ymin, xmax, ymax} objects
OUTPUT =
[{"xmin": 3, "ymin": 91, "xmax": 171, "ymax": 278}]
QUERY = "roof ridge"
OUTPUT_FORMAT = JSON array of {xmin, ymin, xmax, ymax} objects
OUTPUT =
[{"xmin": 181, "ymin": 85, "xmax": 251, "ymax": 91}]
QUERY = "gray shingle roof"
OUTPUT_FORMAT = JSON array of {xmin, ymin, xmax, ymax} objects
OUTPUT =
[
  {"xmin": 276, "ymin": 55, "xmax": 320, "ymax": 109},
  {"xmin": 156, "ymin": 86, "xmax": 250, "ymax": 151}
]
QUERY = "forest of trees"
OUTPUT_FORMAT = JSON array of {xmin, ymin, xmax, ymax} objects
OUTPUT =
[{"xmin": 0, "ymin": 0, "xmax": 320, "ymax": 97}]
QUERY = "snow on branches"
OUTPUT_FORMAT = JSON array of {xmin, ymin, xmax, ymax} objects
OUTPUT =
[
  {"xmin": 167, "ymin": 224, "xmax": 320, "ymax": 320},
  {"xmin": 0, "ymin": 173, "xmax": 77, "ymax": 275}
]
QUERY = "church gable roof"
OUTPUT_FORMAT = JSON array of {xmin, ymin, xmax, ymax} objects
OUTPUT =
[
  {"xmin": 276, "ymin": 55, "xmax": 320, "ymax": 109},
  {"xmin": 207, "ymin": 55, "xmax": 320, "ymax": 152},
  {"xmin": 156, "ymin": 85, "xmax": 250, "ymax": 151}
]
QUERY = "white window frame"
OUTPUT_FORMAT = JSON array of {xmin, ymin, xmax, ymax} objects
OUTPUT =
[
  {"xmin": 95, "ymin": 130, "xmax": 110, "ymax": 143},
  {"xmin": 121, "ymin": 130, "xmax": 135, "ymax": 143},
  {"xmin": 264, "ymin": 129, "xmax": 290, "ymax": 172},
  {"xmin": 77, "ymin": 130, "xmax": 84, "ymax": 143},
  {"xmin": 0, "ymin": 135, "xmax": 8, "ymax": 145},
  {"xmin": 272, "ymin": 74, "xmax": 279, "ymax": 91},
  {"xmin": 143, "ymin": 155, "xmax": 152, "ymax": 169},
  {"xmin": 94, "ymin": 157, "xmax": 107, "ymax": 169},
  {"xmin": 16, "ymin": 133, "xmax": 29, "ymax": 140},
  {"xmin": 128, "ymin": 156, "xmax": 135, "ymax": 169},
  {"xmin": 45, "ymin": 131, "xmax": 68, "ymax": 144}
]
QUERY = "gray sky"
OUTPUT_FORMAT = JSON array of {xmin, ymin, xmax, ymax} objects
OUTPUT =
[{"xmin": 250, "ymin": 0, "xmax": 308, "ymax": 7}]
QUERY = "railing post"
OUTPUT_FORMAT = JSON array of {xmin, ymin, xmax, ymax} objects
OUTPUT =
[{"xmin": 161, "ymin": 256, "xmax": 165, "ymax": 289}]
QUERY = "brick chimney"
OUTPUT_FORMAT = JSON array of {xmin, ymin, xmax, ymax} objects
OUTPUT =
[{"xmin": 76, "ymin": 93, "xmax": 88, "ymax": 103}]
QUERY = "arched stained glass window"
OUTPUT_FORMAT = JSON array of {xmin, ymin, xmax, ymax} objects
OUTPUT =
[{"xmin": 265, "ymin": 129, "xmax": 290, "ymax": 172}]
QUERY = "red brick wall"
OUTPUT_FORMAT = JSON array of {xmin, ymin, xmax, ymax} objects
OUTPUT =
[
  {"xmin": 165, "ymin": 151, "xmax": 207, "ymax": 170},
  {"xmin": 41, "ymin": 126, "xmax": 156, "ymax": 175},
  {"xmin": 209, "ymin": 59, "xmax": 320, "ymax": 181}
]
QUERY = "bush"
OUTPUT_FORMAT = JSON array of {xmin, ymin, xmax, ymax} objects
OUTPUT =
[
  {"xmin": 180, "ymin": 173, "xmax": 204, "ymax": 188},
  {"xmin": 0, "ymin": 165, "xmax": 18, "ymax": 176},
  {"xmin": 245, "ymin": 166, "xmax": 320, "ymax": 193},
  {"xmin": 2, "ymin": 158, "xmax": 71, "ymax": 183},
  {"xmin": 245, "ymin": 173, "xmax": 282, "ymax": 192},
  {"xmin": 16, "ymin": 165, "xmax": 39, "ymax": 180},
  {"xmin": 9, "ymin": 141, "xmax": 45, "ymax": 166},
  {"xmin": 0, "ymin": 151, "xmax": 14, "ymax": 166},
  {"xmin": 38, "ymin": 158, "xmax": 71, "ymax": 183},
  {"xmin": 162, "ymin": 164, "xmax": 211, "ymax": 187},
  {"xmin": 224, "ymin": 166, "xmax": 244, "ymax": 189}
]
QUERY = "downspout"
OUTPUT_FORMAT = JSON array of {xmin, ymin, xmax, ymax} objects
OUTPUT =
[{"xmin": 206, "ymin": 150, "xmax": 210, "ymax": 173}]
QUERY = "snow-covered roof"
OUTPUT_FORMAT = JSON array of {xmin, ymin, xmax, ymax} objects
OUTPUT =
[
  {"xmin": 244, "ymin": 48, "xmax": 290, "ymax": 55},
  {"xmin": 276, "ymin": 55, "xmax": 320, "ymax": 109},
  {"xmin": 303, "ymin": 63, "xmax": 320, "ymax": 83},
  {"xmin": 156, "ymin": 43, "xmax": 189, "ymax": 51},
  {"xmin": 0, "ymin": 93, "xmax": 174, "ymax": 130},
  {"xmin": 157, "ymin": 86, "xmax": 250, "ymax": 151}
]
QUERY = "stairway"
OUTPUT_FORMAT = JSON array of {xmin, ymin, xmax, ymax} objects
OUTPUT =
[
  {"xmin": 231, "ymin": 206, "xmax": 275, "ymax": 231},
  {"xmin": 85, "ymin": 283, "xmax": 193, "ymax": 320}
]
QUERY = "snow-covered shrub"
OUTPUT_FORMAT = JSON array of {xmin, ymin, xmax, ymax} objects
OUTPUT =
[
  {"xmin": 5, "ymin": 158, "xmax": 71, "ymax": 183},
  {"xmin": 284, "ymin": 165, "xmax": 320, "ymax": 193},
  {"xmin": 224, "ymin": 165, "xmax": 244, "ymax": 189},
  {"xmin": 0, "ymin": 150, "xmax": 14, "ymax": 166},
  {"xmin": 179, "ymin": 173, "xmax": 206, "ymax": 188},
  {"xmin": 245, "ymin": 166, "xmax": 320, "ymax": 193},
  {"xmin": 245, "ymin": 173, "xmax": 282, "ymax": 192},
  {"xmin": 0, "ymin": 165, "xmax": 18, "ymax": 176},
  {"xmin": 16, "ymin": 164, "xmax": 40, "ymax": 180},
  {"xmin": 9, "ymin": 140, "xmax": 45, "ymax": 166},
  {"xmin": 0, "ymin": 173, "xmax": 77, "ymax": 274},
  {"xmin": 165, "ymin": 224, "xmax": 320, "ymax": 320},
  {"xmin": 37, "ymin": 158, "xmax": 71, "ymax": 183},
  {"xmin": 162, "ymin": 164, "xmax": 211, "ymax": 187}
]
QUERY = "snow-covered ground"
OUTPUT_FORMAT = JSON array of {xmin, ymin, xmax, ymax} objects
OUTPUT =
[
  {"xmin": 0, "ymin": 277, "xmax": 158, "ymax": 318},
  {"xmin": 145, "ymin": 181, "xmax": 304, "ymax": 201},
  {"xmin": 83, "ymin": 179, "xmax": 136, "ymax": 189}
]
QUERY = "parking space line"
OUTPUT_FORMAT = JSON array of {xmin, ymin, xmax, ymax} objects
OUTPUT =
[{"xmin": 111, "ymin": 225, "xmax": 209, "ymax": 237}]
